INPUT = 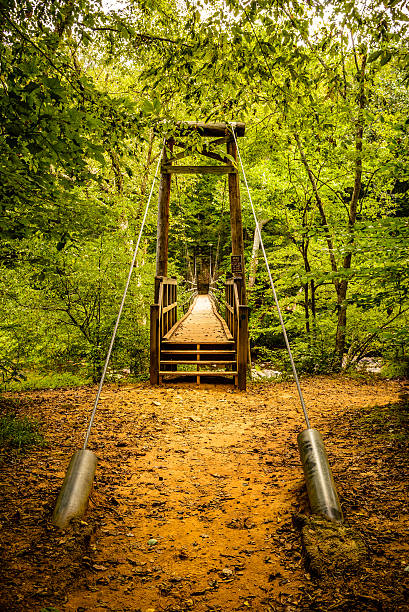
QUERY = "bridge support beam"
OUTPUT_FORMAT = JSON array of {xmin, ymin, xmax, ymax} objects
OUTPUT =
[
  {"xmin": 227, "ymin": 139, "xmax": 246, "ymax": 305},
  {"xmin": 151, "ymin": 122, "xmax": 249, "ymax": 390},
  {"xmin": 150, "ymin": 303, "xmax": 160, "ymax": 384},
  {"xmin": 156, "ymin": 140, "xmax": 173, "ymax": 278},
  {"xmin": 238, "ymin": 304, "xmax": 249, "ymax": 390}
]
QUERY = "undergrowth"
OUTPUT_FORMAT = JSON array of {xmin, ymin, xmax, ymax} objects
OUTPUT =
[
  {"xmin": 6, "ymin": 371, "xmax": 91, "ymax": 392},
  {"xmin": 0, "ymin": 414, "xmax": 45, "ymax": 449}
]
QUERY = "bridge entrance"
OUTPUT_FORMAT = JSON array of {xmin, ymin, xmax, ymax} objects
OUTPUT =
[{"xmin": 149, "ymin": 122, "xmax": 249, "ymax": 389}]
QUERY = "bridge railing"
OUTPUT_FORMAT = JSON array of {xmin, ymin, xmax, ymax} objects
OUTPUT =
[
  {"xmin": 150, "ymin": 275, "xmax": 177, "ymax": 383},
  {"xmin": 225, "ymin": 277, "xmax": 249, "ymax": 390},
  {"xmin": 208, "ymin": 278, "xmax": 223, "ymax": 312},
  {"xmin": 150, "ymin": 274, "xmax": 249, "ymax": 389},
  {"xmin": 180, "ymin": 278, "xmax": 198, "ymax": 314}
]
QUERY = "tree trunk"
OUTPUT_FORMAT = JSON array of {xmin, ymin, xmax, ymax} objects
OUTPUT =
[
  {"xmin": 294, "ymin": 49, "xmax": 367, "ymax": 369},
  {"xmin": 109, "ymin": 149, "xmax": 123, "ymax": 195},
  {"xmin": 333, "ymin": 52, "xmax": 367, "ymax": 367},
  {"xmin": 300, "ymin": 239, "xmax": 312, "ymax": 335},
  {"xmin": 310, "ymin": 279, "xmax": 316, "ymax": 319},
  {"xmin": 304, "ymin": 281, "xmax": 310, "ymax": 334},
  {"xmin": 294, "ymin": 132, "xmax": 339, "ymax": 277}
]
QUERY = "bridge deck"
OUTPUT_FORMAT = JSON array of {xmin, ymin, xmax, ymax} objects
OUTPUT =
[{"xmin": 165, "ymin": 295, "xmax": 232, "ymax": 343}]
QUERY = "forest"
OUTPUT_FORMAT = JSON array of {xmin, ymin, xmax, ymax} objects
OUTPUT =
[
  {"xmin": 1, "ymin": 0, "xmax": 409, "ymax": 388},
  {"xmin": 1, "ymin": 2, "xmax": 409, "ymax": 612}
]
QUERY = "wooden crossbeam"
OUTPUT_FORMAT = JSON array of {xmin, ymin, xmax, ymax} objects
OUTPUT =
[
  {"xmin": 199, "ymin": 149, "xmax": 228, "ymax": 163},
  {"xmin": 162, "ymin": 302, "xmax": 177, "ymax": 314},
  {"xmin": 162, "ymin": 165, "xmax": 237, "ymax": 175},
  {"xmin": 173, "ymin": 136, "xmax": 232, "ymax": 150},
  {"xmin": 167, "ymin": 148, "xmax": 228, "ymax": 164},
  {"xmin": 167, "ymin": 139, "xmax": 231, "ymax": 164}
]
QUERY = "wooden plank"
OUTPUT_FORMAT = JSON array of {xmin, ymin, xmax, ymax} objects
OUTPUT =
[
  {"xmin": 227, "ymin": 139, "xmax": 247, "ymax": 303},
  {"xmin": 162, "ymin": 165, "xmax": 237, "ymax": 175},
  {"xmin": 154, "ymin": 276, "xmax": 162, "ymax": 303},
  {"xmin": 197, "ymin": 150, "xmax": 228, "ymax": 163},
  {"xmin": 161, "ymin": 350, "xmax": 236, "ymax": 355},
  {"xmin": 150, "ymin": 304, "xmax": 160, "ymax": 384},
  {"xmin": 155, "ymin": 140, "xmax": 173, "ymax": 276},
  {"xmin": 162, "ymin": 340, "xmax": 235, "ymax": 347},
  {"xmin": 167, "ymin": 146, "xmax": 227, "ymax": 164},
  {"xmin": 233, "ymin": 282, "xmax": 240, "ymax": 316},
  {"xmin": 169, "ymin": 136, "xmax": 232, "ymax": 151},
  {"xmin": 162, "ymin": 302, "xmax": 177, "ymax": 314},
  {"xmin": 238, "ymin": 305, "xmax": 249, "ymax": 391},
  {"xmin": 160, "ymin": 360, "xmax": 236, "ymax": 365},
  {"xmin": 162, "ymin": 303, "xmax": 194, "ymax": 340},
  {"xmin": 161, "ymin": 277, "xmax": 178, "ymax": 285},
  {"xmin": 159, "ymin": 371, "xmax": 238, "ymax": 376},
  {"xmin": 167, "ymin": 149, "xmax": 197, "ymax": 163},
  {"xmin": 158, "ymin": 283, "xmax": 164, "ymax": 338},
  {"xmin": 209, "ymin": 296, "xmax": 234, "ymax": 340}
]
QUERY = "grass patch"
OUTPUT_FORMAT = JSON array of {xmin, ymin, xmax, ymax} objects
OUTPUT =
[
  {"xmin": 0, "ymin": 414, "xmax": 45, "ymax": 449},
  {"xmin": 6, "ymin": 371, "xmax": 91, "ymax": 392}
]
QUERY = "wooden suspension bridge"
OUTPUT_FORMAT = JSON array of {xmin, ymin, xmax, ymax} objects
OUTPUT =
[
  {"xmin": 53, "ymin": 121, "xmax": 344, "ymax": 537},
  {"xmin": 149, "ymin": 121, "xmax": 249, "ymax": 390}
]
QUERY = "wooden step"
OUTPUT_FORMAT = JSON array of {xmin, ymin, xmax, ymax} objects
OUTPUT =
[
  {"xmin": 160, "ymin": 360, "xmax": 236, "ymax": 366},
  {"xmin": 161, "ymin": 354, "xmax": 235, "ymax": 360},
  {"xmin": 161, "ymin": 349, "xmax": 236, "ymax": 355},
  {"xmin": 161, "ymin": 342, "xmax": 235, "ymax": 350},
  {"xmin": 159, "ymin": 371, "xmax": 238, "ymax": 376}
]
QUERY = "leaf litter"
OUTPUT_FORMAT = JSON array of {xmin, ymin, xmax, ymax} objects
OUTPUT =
[{"xmin": 0, "ymin": 377, "xmax": 408, "ymax": 611}]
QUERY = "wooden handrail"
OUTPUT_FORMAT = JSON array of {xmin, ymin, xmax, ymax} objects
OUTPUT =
[
  {"xmin": 222, "ymin": 277, "xmax": 249, "ymax": 390},
  {"xmin": 151, "ymin": 274, "xmax": 248, "ymax": 390},
  {"xmin": 162, "ymin": 302, "xmax": 177, "ymax": 314},
  {"xmin": 156, "ymin": 275, "xmax": 177, "ymax": 285},
  {"xmin": 233, "ymin": 282, "xmax": 240, "ymax": 318}
]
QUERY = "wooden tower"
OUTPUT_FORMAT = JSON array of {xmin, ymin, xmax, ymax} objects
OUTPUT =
[{"xmin": 150, "ymin": 122, "xmax": 249, "ymax": 389}]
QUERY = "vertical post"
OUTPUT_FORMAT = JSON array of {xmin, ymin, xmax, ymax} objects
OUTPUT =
[
  {"xmin": 154, "ymin": 276, "xmax": 162, "ymax": 303},
  {"xmin": 174, "ymin": 282, "xmax": 177, "ymax": 327},
  {"xmin": 238, "ymin": 305, "xmax": 249, "ymax": 390},
  {"xmin": 227, "ymin": 139, "xmax": 246, "ymax": 305},
  {"xmin": 155, "ymin": 139, "xmax": 173, "ymax": 277},
  {"xmin": 150, "ymin": 304, "xmax": 160, "ymax": 384}
]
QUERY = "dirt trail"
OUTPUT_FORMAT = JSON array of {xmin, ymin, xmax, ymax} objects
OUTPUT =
[{"xmin": 1, "ymin": 377, "xmax": 409, "ymax": 611}]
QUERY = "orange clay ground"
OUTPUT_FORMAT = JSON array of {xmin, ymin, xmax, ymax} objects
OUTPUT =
[{"xmin": 0, "ymin": 376, "xmax": 409, "ymax": 612}]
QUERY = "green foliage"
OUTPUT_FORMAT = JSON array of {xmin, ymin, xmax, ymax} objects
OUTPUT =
[
  {"xmin": 6, "ymin": 372, "xmax": 90, "ymax": 392},
  {"xmin": 0, "ymin": 0, "xmax": 408, "ymax": 383},
  {"xmin": 381, "ymin": 359, "xmax": 409, "ymax": 379},
  {"xmin": 0, "ymin": 413, "xmax": 45, "ymax": 449}
]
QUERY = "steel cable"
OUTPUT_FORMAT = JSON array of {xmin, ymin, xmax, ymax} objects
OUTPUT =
[
  {"xmin": 230, "ymin": 125, "xmax": 311, "ymax": 429},
  {"xmin": 83, "ymin": 143, "xmax": 165, "ymax": 449}
]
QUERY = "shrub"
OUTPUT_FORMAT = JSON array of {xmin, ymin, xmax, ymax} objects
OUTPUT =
[{"xmin": 0, "ymin": 414, "xmax": 45, "ymax": 449}]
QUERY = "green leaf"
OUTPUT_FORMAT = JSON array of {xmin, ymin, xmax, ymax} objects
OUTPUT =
[
  {"xmin": 368, "ymin": 50, "xmax": 382, "ymax": 63},
  {"xmin": 141, "ymin": 100, "xmax": 154, "ymax": 115},
  {"xmin": 380, "ymin": 51, "xmax": 392, "ymax": 66}
]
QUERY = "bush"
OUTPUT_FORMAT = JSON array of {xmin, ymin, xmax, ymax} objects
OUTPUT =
[
  {"xmin": 381, "ymin": 358, "xmax": 409, "ymax": 379},
  {"xmin": 6, "ymin": 371, "xmax": 90, "ymax": 392},
  {"xmin": 0, "ymin": 414, "xmax": 45, "ymax": 449}
]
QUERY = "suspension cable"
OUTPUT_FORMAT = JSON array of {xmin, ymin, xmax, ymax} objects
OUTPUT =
[
  {"xmin": 83, "ymin": 142, "xmax": 165, "ymax": 449},
  {"xmin": 230, "ymin": 126, "xmax": 311, "ymax": 430}
]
